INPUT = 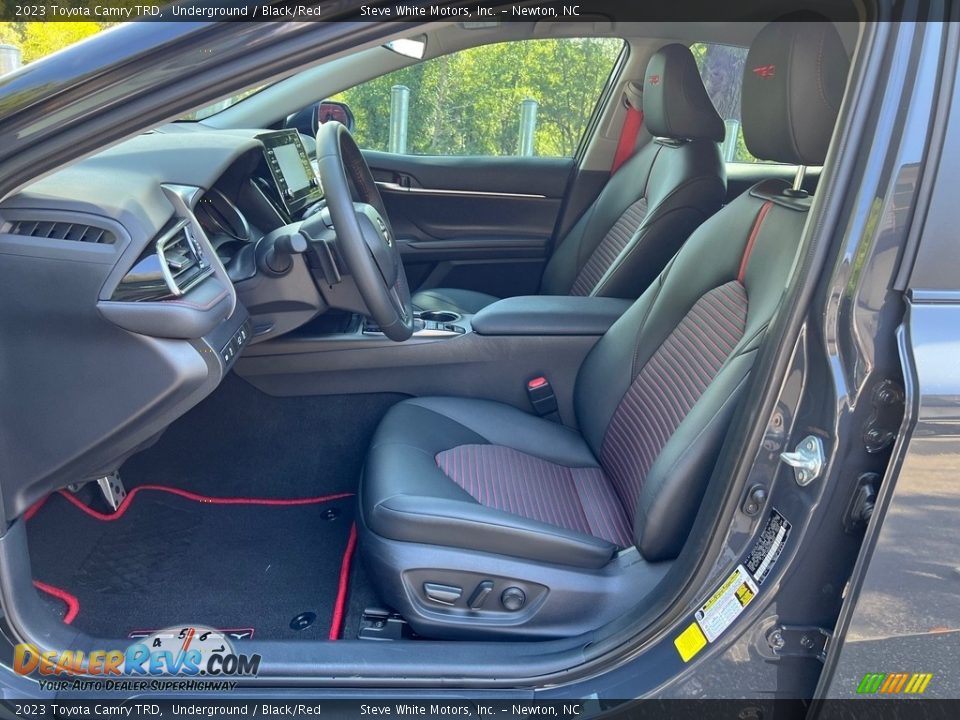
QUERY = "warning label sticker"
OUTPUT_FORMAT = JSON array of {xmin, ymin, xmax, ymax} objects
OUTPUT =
[
  {"xmin": 695, "ymin": 565, "xmax": 758, "ymax": 642},
  {"xmin": 674, "ymin": 622, "xmax": 708, "ymax": 662},
  {"xmin": 745, "ymin": 509, "xmax": 791, "ymax": 584}
]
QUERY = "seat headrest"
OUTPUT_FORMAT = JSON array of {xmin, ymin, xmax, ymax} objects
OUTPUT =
[
  {"xmin": 742, "ymin": 18, "xmax": 849, "ymax": 166},
  {"xmin": 643, "ymin": 43, "xmax": 725, "ymax": 143}
]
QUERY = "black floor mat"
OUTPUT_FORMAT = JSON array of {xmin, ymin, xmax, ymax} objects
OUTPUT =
[
  {"xmin": 27, "ymin": 488, "xmax": 357, "ymax": 641},
  {"xmin": 121, "ymin": 374, "xmax": 405, "ymax": 499},
  {"xmin": 343, "ymin": 551, "xmax": 381, "ymax": 640}
]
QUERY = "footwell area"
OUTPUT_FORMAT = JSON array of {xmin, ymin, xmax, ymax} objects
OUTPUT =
[
  {"xmin": 27, "ymin": 487, "xmax": 357, "ymax": 641},
  {"xmin": 121, "ymin": 374, "xmax": 405, "ymax": 499}
]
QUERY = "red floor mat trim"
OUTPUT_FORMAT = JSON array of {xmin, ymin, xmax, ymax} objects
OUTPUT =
[
  {"xmin": 27, "ymin": 485, "xmax": 356, "ymax": 629},
  {"xmin": 328, "ymin": 523, "xmax": 358, "ymax": 640},
  {"xmin": 33, "ymin": 580, "xmax": 80, "ymax": 624},
  {"xmin": 23, "ymin": 495, "xmax": 49, "ymax": 522},
  {"xmin": 51, "ymin": 484, "xmax": 354, "ymax": 522}
]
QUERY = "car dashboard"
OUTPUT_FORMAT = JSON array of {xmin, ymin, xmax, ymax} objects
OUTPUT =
[{"xmin": 0, "ymin": 126, "xmax": 327, "ymax": 522}]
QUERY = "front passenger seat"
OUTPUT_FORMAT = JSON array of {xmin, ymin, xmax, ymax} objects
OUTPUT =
[
  {"xmin": 412, "ymin": 43, "xmax": 726, "ymax": 315},
  {"xmin": 363, "ymin": 18, "xmax": 849, "ymax": 639}
]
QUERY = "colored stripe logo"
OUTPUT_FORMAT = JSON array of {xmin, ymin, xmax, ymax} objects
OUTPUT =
[{"xmin": 857, "ymin": 672, "xmax": 932, "ymax": 694}]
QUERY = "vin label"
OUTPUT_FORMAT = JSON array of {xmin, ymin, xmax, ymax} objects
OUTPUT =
[{"xmin": 745, "ymin": 508, "xmax": 791, "ymax": 584}]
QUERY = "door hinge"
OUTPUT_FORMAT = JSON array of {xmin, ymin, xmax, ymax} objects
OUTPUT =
[
  {"xmin": 764, "ymin": 625, "xmax": 831, "ymax": 662},
  {"xmin": 844, "ymin": 472, "xmax": 880, "ymax": 533},
  {"xmin": 780, "ymin": 435, "xmax": 825, "ymax": 486},
  {"xmin": 863, "ymin": 379, "xmax": 904, "ymax": 454}
]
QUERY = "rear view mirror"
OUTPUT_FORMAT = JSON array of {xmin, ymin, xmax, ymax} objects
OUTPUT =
[{"xmin": 315, "ymin": 101, "xmax": 355, "ymax": 133}]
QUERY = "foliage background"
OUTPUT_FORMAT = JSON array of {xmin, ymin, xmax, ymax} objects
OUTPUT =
[
  {"xmin": 334, "ymin": 38, "xmax": 762, "ymax": 162},
  {"xmin": 333, "ymin": 39, "xmax": 624, "ymax": 158},
  {"xmin": 0, "ymin": 27, "xmax": 764, "ymax": 163},
  {"xmin": 690, "ymin": 41, "xmax": 759, "ymax": 163},
  {"xmin": 0, "ymin": 22, "xmax": 112, "ymax": 64}
]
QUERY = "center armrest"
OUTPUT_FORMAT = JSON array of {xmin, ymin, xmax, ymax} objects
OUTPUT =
[{"xmin": 471, "ymin": 295, "xmax": 632, "ymax": 336}]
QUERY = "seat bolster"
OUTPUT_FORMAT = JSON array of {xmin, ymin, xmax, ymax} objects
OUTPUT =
[
  {"xmin": 635, "ymin": 351, "xmax": 755, "ymax": 561},
  {"xmin": 370, "ymin": 495, "xmax": 617, "ymax": 569},
  {"xmin": 404, "ymin": 396, "xmax": 598, "ymax": 467},
  {"xmin": 540, "ymin": 144, "xmax": 660, "ymax": 297},
  {"xmin": 362, "ymin": 397, "xmax": 616, "ymax": 568},
  {"xmin": 411, "ymin": 288, "xmax": 500, "ymax": 314}
]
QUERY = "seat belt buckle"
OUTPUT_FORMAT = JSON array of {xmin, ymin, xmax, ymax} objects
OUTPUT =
[{"xmin": 527, "ymin": 376, "xmax": 559, "ymax": 419}]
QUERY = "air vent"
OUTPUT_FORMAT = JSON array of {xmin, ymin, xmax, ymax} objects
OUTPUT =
[
  {"xmin": 8, "ymin": 219, "xmax": 115, "ymax": 244},
  {"xmin": 157, "ymin": 221, "xmax": 210, "ymax": 295},
  {"xmin": 112, "ymin": 219, "xmax": 213, "ymax": 302}
]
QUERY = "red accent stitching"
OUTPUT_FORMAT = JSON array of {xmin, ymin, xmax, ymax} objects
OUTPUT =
[
  {"xmin": 752, "ymin": 64, "xmax": 777, "ymax": 79},
  {"xmin": 328, "ymin": 523, "xmax": 358, "ymax": 641},
  {"xmin": 738, "ymin": 201, "xmax": 774, "ymax": 283},
  {"xmin": 647, "ymin": 74, "xmax": 660, "ymax": 85},
  {"xmin": 47, "ymin": 485, "xmax": 354, "ymax": 522},
  {"xmin": 33, "ymin": 581, "xmax": 80, "ymax": 624}
]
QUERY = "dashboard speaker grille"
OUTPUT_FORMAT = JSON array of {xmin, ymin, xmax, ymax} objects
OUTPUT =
[{"xmin": 8, "ymin": 220, "xmax": 116, "ymax": 244}]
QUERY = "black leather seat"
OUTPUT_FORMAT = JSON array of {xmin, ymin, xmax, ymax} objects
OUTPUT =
[
  {"xmin": 361, "ymin": 20, "xmax": 849, "ymax": 639},
  {"xmin": 412, "ymin": 43, "xmax": 726, "ymax": 315}
]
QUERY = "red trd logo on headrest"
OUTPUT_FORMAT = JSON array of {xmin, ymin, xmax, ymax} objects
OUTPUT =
[
  {"xmin": 752, "ymin": 64, "xmax": 776, "ymax": 79},
  {"xmin": 647, "ymin": 74, "xmax": 660, "ymax": 85}
]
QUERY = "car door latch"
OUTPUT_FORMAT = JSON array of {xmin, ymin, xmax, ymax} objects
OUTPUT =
[
  {"xmin": 780, "ymin": 435, "xmax": 825, "ymax": 486},
  {"xmin": 764, "ymin": 625, "xmax": 831, "ymax": 662}
]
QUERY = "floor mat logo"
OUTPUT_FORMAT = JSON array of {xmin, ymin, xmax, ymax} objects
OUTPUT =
[
  {"xmin": 14, "ymin": 624, "xmax": 261, "ymax": 678},
  {"xmin": 129, "ymin": 626, "xmax": 254, "ymax": 641}
]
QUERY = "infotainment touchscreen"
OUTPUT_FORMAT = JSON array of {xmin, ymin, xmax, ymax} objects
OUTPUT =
[
  {"xmin": 273, "ymin": 143, "xmax": 311, "ymax": 194},
  {"xmin": 257, "ymin": 129, "xmax": 323, "ymax": 215}
]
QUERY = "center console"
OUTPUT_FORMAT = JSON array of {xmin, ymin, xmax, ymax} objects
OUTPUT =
[
  {"xmin": 470, "ymin": 296, "xmax": 631, "ymax": 337},
  {"xmin": 235, "ymin": 296, "xmax": 632, "ymax": 424},
  {"xmin": 363, "ymin": 309, "xmax": 468, "ymax": 339}
]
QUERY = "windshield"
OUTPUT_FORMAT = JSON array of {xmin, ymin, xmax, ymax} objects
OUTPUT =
[
  {"xmin": 0, "ymin": 21, "xmax": 264, "ymax": 121},
  {"xmin": 178, "ymin": 86, "xmax": 270, "ymax": 121}
]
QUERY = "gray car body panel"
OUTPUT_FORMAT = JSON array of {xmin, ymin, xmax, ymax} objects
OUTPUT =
[{"xmin": 818, "ymin": 19, "xmax": 960, "ymax": 701}]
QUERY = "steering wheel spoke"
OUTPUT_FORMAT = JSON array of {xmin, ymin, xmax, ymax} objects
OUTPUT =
[
  {"xmin": 389, "ymin": 283, "xmax": 410, "ymax": 323},
  {"xmin": 315, "ymin": 123, "xmax": 414, "ymax": 341}
]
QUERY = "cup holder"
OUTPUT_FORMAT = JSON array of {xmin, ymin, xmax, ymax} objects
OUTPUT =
[{"xmin": 418, "ymin": 310, "xmax": 461, "ymax": 323}]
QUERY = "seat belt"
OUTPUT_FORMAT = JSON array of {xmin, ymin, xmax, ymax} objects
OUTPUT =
[{"xmin": 610, "ymin": 81, "xmax": 644, "ymax": 174}]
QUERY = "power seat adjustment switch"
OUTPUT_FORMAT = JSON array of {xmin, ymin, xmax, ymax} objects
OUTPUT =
[
  {"xmin": 501, "ymin": 586, "xmax": 526, "ymax": 611},
  {"xmin": 423, "ymin": 582, "xmax": 462, "ymax": 606},
  {"xmin": 467, "ymin": 581, "xmax": 494, "ymax": 609}
]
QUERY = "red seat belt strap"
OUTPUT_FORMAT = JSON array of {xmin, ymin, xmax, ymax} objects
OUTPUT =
[{"xmin": 611, "ymin": 81, "xmax": 644, "ymax": 174}]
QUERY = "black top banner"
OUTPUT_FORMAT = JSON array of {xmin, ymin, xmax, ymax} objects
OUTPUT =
[{"xmin": 0, "ymin": 0, "xmax": 879, "ymax": 24}]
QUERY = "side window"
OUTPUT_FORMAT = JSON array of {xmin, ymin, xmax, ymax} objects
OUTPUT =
[
  {"xmin": 690, "ymin": 42, "xmax": 777, "ymax": 165},
  {"xmin": 332, "ymin": 38, "xmax": 624, "ymax": 158}
]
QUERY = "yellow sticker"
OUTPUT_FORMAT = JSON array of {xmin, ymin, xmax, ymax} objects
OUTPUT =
[{"xmin": 674, "ymin": 622, "xmax": 708, "ymax": 662}]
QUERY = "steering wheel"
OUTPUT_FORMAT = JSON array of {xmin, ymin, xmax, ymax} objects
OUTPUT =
[{"xmin": 314, "ymin": 122, "xmax": 414, "ymax": 341}]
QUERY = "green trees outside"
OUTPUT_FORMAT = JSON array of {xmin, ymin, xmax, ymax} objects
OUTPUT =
[
  {"xmin": 0, "ymin": 25, "xmax": 765, "ymax": 165},
  {"xmin": 333, "ymin": 38, "xmax": 623, "ymax": 157},
  {"xmin": 690, "ymin": 42, "xmax": 759, "ymax": 163},
  {"xmin": 0, "ymin": 22, "xmax": 112, "ymax": 64},
  {"xmin": 336, "ymin": 38, "xmax": 765, "ymax": 163}
]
